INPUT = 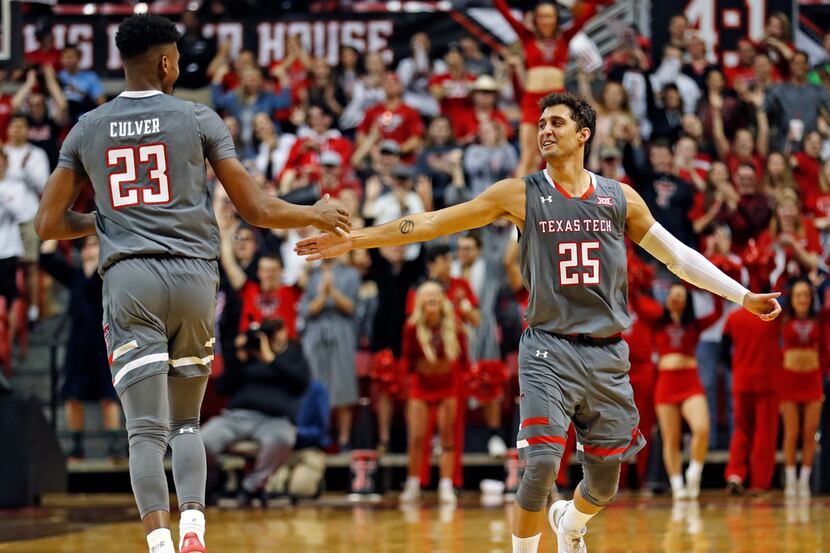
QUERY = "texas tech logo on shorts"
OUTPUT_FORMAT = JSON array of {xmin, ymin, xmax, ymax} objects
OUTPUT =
[
  {"xmin": 103, "ymin": 323, "xmax": 111, "ymax": 351},
  {"xmin": 597, "ymin": 196, "xmax": 613, "ymax": 206}
]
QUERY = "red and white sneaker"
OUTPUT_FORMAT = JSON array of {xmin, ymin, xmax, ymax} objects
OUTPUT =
[{"xmin": 180, "ymin": 532, "xmax": 206, "ymax": 553}]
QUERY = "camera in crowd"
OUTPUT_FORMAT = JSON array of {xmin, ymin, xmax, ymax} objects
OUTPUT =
[{"xmin": 242, "ymin": 318, "xmax": 285, "ymax": 354}]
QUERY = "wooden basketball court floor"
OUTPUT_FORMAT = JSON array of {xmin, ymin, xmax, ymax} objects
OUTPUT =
[{"xmin": 1, "ymin": 492, "xmax": 828, "ymax": 552}]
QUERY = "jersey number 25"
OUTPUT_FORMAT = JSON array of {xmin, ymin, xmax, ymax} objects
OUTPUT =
[
  {"xmin": 107, "ymin": 144, "xmax": 170, "ymax": 208},
  {"xmin": 558, "ymin": 241, "xmax": 600, "ymax": 286}
]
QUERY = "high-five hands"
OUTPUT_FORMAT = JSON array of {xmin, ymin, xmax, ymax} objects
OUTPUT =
[
  {"xmin": 311, "ymin": 193, "xmax": 352, "ymax": 235},
  {"xmin": 294, "ymin": 228, "xmax": 353, "ymax": 261}
]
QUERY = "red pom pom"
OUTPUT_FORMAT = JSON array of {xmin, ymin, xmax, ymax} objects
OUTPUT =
[
  {"xmin": 467, "ymin": 360, "xmax": 510, "ymax": 403},
  {"xmin": 369, "ymin": 349, "xmax": 407, "ymax": 398}
]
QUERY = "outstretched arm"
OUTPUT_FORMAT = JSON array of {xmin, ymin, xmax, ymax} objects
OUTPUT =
[
  {"xmin": 493, "ymin": 0, "xmax": 534, "ymax": 42},
  {"xmin": 212, "ymin": 156, "xmax": 350, "ymax": 233},
  {"xmin": 622, "ymin": 183, "xmax": 781, "ymax": 320},
  {"xmin": 296, "ymin": 178, "xmax": 525, "ymax": 259}
]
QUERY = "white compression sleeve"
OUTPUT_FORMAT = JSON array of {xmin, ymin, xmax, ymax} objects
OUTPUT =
[{"xmin": 638, "ymin": 222, "xmax": 749, "ymax": 306}]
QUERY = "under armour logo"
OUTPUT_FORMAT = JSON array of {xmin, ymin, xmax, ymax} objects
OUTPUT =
[
  {"xmin": 179, "ymin": 427, "xmax": 195, "ymax": 434},
  {"xmin": 535, "ymin": 350, "xmax": 548, "ymax": 358},
  {"xmin": 540, "ymin": 196, "xmax": 554, "ymax": 203}
]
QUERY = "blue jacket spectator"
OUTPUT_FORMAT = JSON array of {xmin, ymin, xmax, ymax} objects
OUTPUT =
[{"xmin": 211, "ymin": 67, "xmax": 291, "ymax": 155}]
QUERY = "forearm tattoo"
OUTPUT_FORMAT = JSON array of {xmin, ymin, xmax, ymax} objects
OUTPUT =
[{"xmin": 399, "ymin": 219, "xmax": 415, "ymax": 235}]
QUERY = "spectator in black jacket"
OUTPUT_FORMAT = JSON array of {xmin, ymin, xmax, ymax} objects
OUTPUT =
[
  {"xmin": 623, "ymin": 134, "xmax": 698, "ymax": 248},
  {"xmin": 203, "ymin": 318, "xmax": 310, "ymax": 506},
  {"xmin": 40, "ymin": 238, "xmax": 122, "ymax": 460}
]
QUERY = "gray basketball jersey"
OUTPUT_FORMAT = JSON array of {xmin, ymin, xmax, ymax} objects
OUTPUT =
[
  {"xmin": 57, "ymin": 90, "xmax": 236, "ymax": 274},
  {"xmin": 519, "ymin": 170, "xmax": 631, "ymax": 337}
]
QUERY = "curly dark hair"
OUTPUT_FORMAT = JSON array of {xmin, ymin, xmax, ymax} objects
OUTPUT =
[
  {"xmin": 115, "ymin": 15, "xmax": 180, "ymax": 60},
  {"xmin": 538, "ymin": 91, "xmax": 596, "ymax": 154}
]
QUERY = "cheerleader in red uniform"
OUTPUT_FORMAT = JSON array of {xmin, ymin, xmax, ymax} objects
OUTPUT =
[
  {"xmin": 654, "ymin": 283, "xmax": 723, "ymax": 499},
  {"xmin": 779, "ymin": 278, "xmax": 827, "ymax": 498},
  {"xmin": 399, "ymin": 281, "xmax": 468, "ymax": 505},
  {"xmin": 621, "ymin": 251, "xmax": 662, "ymax": 489},
  {"xmin": 494, "ymin": 0, "xmax": 608, "ymax": 176}
]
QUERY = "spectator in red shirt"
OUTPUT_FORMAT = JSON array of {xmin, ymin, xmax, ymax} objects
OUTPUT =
[
  {"xmin": 721, "ymin": 301, "xmax": 782, "ymax": 494},
  {"xmin": 219, "ymin": 214, "xmax": 300, "ymax": 340},
  {"xmin": 756, "ymin": 189, "xmax": 821, "ymax": 290},
  {"xmin": 452, "ymin": 75, "xmax": 513, "ymax": 145},
  {"xmin": 621, "ymin": 249, "xmax": 662, "ymax": 488},
  {"xmin": 357, "ymin": 74, "xmax": 424, "ymax": 162},
  {"xmin": 237, "ymin": 255, "xmax": 302, "ymax": 339},
  {"xmin": 791, "ymin": 131, "xmax": 823, "ymax": 211},
  {"xmin": 762, "ymin": 150, "xmax": 798, "ymax": 199},
  {"xmin": 812, "ymin": 159, "xmax": 830, "ymax": 227},
  {"xmin": 22, "ymin": 28, "xmax": 62, "ymax": 72},
  {"xmin": 399, "ymin": 281, "xmax": 469, "ymax": 505},
  {"xmin": 777, "ymin": 279, "xmax": 828, "ymax": 497},
  {"xmin": 690, "ymin": 162, "xmax": 737, "ymax": 239},
  {"xmin": 724, "ymin": 39, "xmax": 759, "ymax": 90},
  {"xmin": 723, "ymin": 163, "xmax": 774, "ymax": 253},
  {"xmin": 280, "ymin": 105, "xmax": 353, "ymax": 192},
  {"xmin": 428, "ymin": 44, "xmax": 476, "ymax": 139}
]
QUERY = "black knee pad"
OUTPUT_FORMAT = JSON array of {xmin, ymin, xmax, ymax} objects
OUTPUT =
[
  {"xmin": 579, "ymin": 463, "xmax": 621, "ymax": 507},
  {"xmin": 515, "ymin": 453, "xmax": 561, "ymax": 512}
]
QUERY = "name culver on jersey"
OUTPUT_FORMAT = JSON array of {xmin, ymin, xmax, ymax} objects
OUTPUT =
[{"xmin": 109, "ymin": 118, "xmax": 161, "ymax": 138}]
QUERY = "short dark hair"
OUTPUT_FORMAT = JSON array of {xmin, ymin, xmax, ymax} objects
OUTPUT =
[
  {"xmin": 63, "ymin": 44, "xmax": 82, "ymax": 56},
  {"xmin": 426, "ymin": 244, "xmax": 452, "ymax": 264},
  {"xmin": 115, "ymin": 15, "xmax": 180, "ymax": 60},
  {"xmin": 538, "ymin": 92, "xmax": 596, "ymax": 154},
  {"xmin": 8, "ymin": 113, "xmax": 28, "ymax": 126},
  {"xmin": 649, "ymin": 138, "xmax": 673, "ymax": 152},
  {"xmin": 792, "ymin": 49, "xmax": 809, "ymax": 63},
  {"xmin": 259, "ymin": 253, "xmax": 284, "ymax": 267}
]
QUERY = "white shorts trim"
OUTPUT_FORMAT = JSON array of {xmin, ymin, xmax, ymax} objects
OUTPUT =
[
  {"xmin": 111, "ymin": 340, "xmax": 138, "ymax": 362},
  {"xmin": 517, "ymin": 439, "xmax": 529, "ymax": 449},
  {"xmin": 169, "ymin": 355, "xmax": 215, "ymax": 368},
  {"xmin": 112, "ymin": 352, "xmax": 170, "ymax": 386}
]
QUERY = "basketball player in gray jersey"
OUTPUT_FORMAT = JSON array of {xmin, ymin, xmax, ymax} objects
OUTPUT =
[
  {"xmin": 34, "ymin": 15, "xmax": 349, "ymax": 553},
  {"xmin": 295, "ymin": 92, "xmax": 781, "ymax": 553}
]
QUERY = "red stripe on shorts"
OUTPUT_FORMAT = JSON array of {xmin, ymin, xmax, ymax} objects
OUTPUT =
[
  {"xmin": 520, "ymin": 417, "xmax": 550, "ymax": 429},
  {"xmin": 526, "ymin": 435, "xmax": 567, "ymax": 446}
]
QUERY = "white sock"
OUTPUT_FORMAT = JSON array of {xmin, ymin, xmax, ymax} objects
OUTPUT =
[
  {"xmin": 800, "ymin": 466, "xmax": 812, "ymax": 484},
  {"xmin": 512, "ymin": 533, "xmax": 541, "ymax": 553},
  {"xmin": 687, "ymin": 460, "xmax": 704, "ymax": 480},
  {"xmin": 405, "ymin": 476, "xmax": 421, "ymax": 490},
  {"xmin": 179, "ymin": 509, "xmax": 206, "ymax": 549},
  {"xmin": 561, "ymin": 501, "xmax": 594, "ymax": 534},
  {"xmin": 785, "ymin": 465, "xmax": 797, "ymax": 484},
  {"xmin": 439, "ymin": 477, "xmax": 453, "ymax": 491},
  {"xmin": 147, "ymin": 528, "xmax": 175, "ymax": 553},
  {"xmin": 670, "ymin": 474, "xmax": 685, "ymax": 492}
]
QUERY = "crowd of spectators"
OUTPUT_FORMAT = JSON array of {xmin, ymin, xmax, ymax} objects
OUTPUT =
[{"xmin": 3, "ymin": 3, "xmax": 830, "ymax": 501}]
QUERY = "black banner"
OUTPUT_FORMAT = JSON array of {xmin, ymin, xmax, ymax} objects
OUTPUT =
[{"xmin": 17, "ymin": 10, "xmax": 482, "ymax": 78}]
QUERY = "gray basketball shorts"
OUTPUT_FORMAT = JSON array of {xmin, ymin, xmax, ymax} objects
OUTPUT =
[
  {"xmin": 516, "ymin": 327, "xmax": 646, "ymax": 465},
  {"xmin": 102, "ymin": 256, "xmax": 219, "ymax": 396}
]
